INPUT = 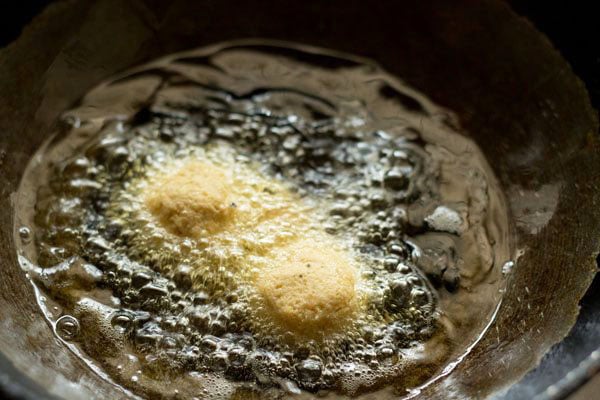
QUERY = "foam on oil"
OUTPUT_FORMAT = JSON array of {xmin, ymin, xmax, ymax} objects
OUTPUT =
[{"xmin": 14, "ymin": 41, "xmax": 511, "ymax": 399}]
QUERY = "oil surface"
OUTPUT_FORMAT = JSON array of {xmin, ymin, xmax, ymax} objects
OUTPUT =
[{"xmin": 14, "ymin": 42, "xmax": 511, "ymax": 399}]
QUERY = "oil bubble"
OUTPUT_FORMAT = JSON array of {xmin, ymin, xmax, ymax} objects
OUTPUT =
[
  {"xmin": 18, "ymin": 226, "xmax": 31, "ymax": 244},
  {"xmin": 111, "ymin": 312, "xmax": 134, "ymax": 334},
  {"xmin": 55, "ymin": 315, "xmax": 80, "ymax": 341}
]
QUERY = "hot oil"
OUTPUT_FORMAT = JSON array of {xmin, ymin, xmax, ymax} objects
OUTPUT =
[{"xmin": 14, "ymin": 41, "xmax": 511, "ymax": 399}]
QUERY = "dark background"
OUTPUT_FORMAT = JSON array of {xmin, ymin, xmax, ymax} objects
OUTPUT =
[
  {"xmin": 1, "ymin": 1, "xmax": 599, "ymax": 111},
  {"xmin": 508, "ymin": 0, "xmax": 600, "ymax": 111}
]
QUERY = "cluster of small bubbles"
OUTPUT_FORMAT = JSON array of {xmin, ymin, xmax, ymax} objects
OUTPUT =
[{"xmin": 28, "ymin": 83, "xmax": 461, "ymax": 395}]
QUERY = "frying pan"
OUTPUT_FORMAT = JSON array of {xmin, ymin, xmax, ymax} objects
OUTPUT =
[{"xmin": 1, "ymin": 1, "xmax": 599, "ymax": 399}]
